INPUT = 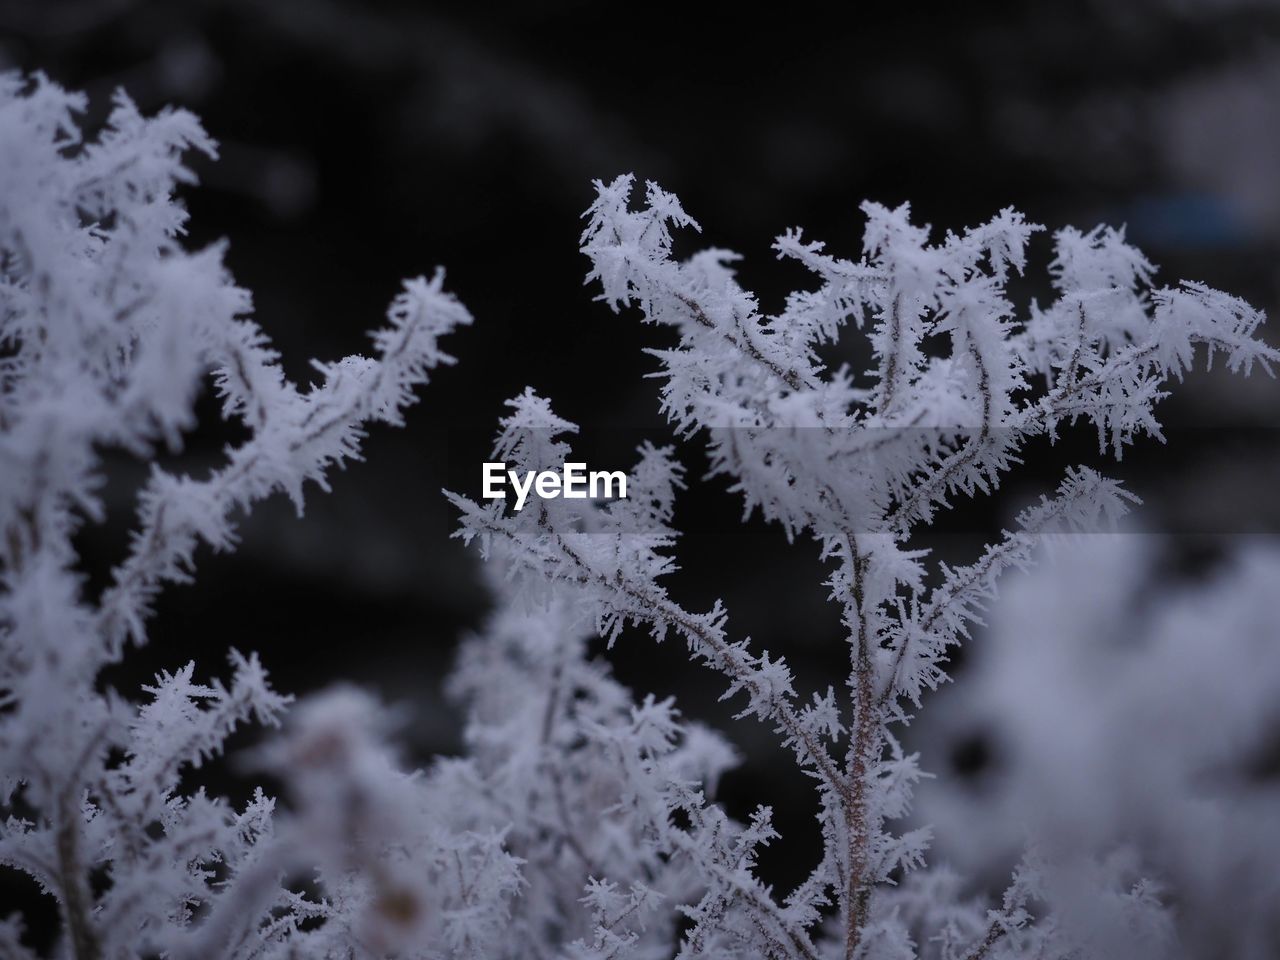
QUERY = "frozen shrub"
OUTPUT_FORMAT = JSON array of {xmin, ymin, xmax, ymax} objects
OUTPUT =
[{"xmin": 447, "ymin": 175, "xmax": 1278, "ymax": 958}]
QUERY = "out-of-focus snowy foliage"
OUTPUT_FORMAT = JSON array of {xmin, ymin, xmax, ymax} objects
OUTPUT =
[
  {"xmin": 0, "ymin": 74, "xmax": 499, "ymax": 959},
  {"xmin": 449, "ymin": 174, "xmax": 1279, "ymax": 959},
  {"xmin": 446, "ymin": 404, "xmax": 813, "ymax": 959},
  {"xmin": 919, "ymin": 535, "xmax": 1280, "ymax": 960}
]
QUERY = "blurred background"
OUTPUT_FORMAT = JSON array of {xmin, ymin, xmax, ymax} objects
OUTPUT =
[{"xmin": 3, "ymin": 0, "xmax": 1280, "ymax": 942}]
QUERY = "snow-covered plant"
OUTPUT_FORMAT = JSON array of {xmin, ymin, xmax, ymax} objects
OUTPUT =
[
  {"xmin": 0, "ymin": 73, "xmax": 506, "ymax": 958},
  {"xmin": 448, "ymin": 174, "xmax": 1279, "ymax": 959},
  {"xmin": 4, "ymin": 61, "xmax": 1277, "ymax": 959}
]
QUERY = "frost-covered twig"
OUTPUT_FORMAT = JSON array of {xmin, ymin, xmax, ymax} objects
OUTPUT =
[{"xmin": 551, "ymin": 173, "xmax": 1278, "ymax": 958}]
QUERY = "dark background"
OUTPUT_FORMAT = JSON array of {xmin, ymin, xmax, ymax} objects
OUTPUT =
[{"xmin": 4, "ymin": 0, "xmax": 1280, "ymax": 943}]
